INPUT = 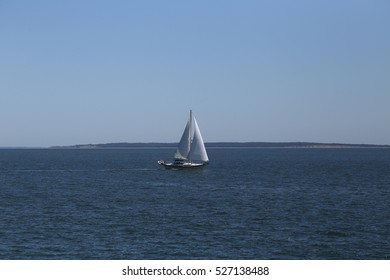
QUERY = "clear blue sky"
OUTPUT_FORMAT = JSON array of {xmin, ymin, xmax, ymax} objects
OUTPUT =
[{"xmin": 1, "ymin": 0, "xmax": 389, "ymax": 147}]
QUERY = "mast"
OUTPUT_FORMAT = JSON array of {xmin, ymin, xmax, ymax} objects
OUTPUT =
[
  {"xmin": 189, "ymin": 110, "xmax": 193, "ymax": 143},
  {"xmin": 189, "ymin": 110, "xmax": 193, "ymax": 162}
]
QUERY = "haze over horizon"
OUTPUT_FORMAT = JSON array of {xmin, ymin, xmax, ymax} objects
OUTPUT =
[{"xmin": 1, "ymin": 1, "xmax": 389, "ymax": 147}]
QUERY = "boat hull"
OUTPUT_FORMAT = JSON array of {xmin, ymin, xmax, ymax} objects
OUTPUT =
[{"xmin": 158, "ymin": 160, "xmax": 208, "ymax": 169}]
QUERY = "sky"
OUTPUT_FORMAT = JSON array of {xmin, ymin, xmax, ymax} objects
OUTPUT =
[{"xmin": 1, "ymin": 0, "xmax": 389, "ymax": 147}]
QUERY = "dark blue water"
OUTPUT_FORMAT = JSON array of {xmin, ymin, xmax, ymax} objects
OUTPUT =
[{"xmin": 0, "ymin": 148, "xmax": 389, "ymax": 259}]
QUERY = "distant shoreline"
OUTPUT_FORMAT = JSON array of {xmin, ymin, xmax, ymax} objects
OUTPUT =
[{"xmin": 49, "ymin": 142, "xmax": 390, "ymax": 149}]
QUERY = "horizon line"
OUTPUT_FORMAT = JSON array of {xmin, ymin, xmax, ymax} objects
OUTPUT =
[{"xmin": 2, "ymin": 141, "xmax": 390, "ymax": 149}]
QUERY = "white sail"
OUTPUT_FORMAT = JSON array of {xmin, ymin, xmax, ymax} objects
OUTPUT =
[
  {"xmin": 174, "ymin": 117, "xmax": 191, "ymax": 160},
  {"xmin": 188, "ymin": 117, "xmax": 209, "ymax": 162},
  {"xmin": 159, "ymin": 110, "xmax": 209, "ymax": 168}
]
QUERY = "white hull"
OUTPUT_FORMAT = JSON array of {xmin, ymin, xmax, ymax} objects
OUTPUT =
[{"xmin": 158, "ymin": 160, "xmax": 207, "ymax": 169}]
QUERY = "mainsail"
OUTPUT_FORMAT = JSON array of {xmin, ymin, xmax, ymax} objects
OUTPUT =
[{"xmin": 188, "ymin": 117, "xmax": 209, "ymax": 162}]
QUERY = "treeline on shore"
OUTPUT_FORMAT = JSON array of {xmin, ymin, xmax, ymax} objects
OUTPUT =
[{"xmin": 51, "ymin": 142, "xmax": 390, "ymax": 149}]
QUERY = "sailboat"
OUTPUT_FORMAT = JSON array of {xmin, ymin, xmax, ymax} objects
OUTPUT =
[{"xmin": 158, "ymin": 110, "xmax": 209, "ymax": 169}]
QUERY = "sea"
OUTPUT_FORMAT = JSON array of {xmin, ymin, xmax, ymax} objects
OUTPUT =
[{"xmin": 0, "ymin": 148, "xmax": 389, "ymax": 260}]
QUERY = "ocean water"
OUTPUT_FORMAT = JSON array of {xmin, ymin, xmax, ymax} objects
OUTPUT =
[{"xmin": 0, "ymin": 148, "xmax": 389, "ymax": 260}]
